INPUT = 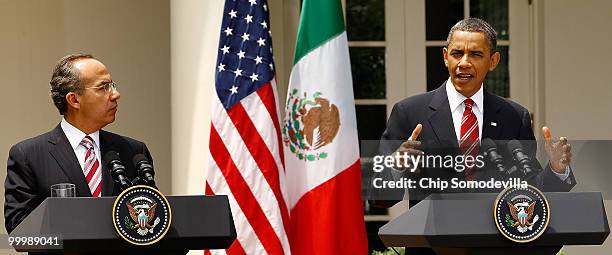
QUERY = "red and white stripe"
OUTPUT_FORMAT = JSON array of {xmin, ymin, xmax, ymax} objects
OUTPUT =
[
  {"xmin": 206, "ymin": 81, "xmax": 291, "ymax": 255},
  {"xmin": 459, "ymin": 99, "xmax": 480, "ymax": 180},
  {"xmin": 80, "ymin": 136, "xmax": 101, "ymax": 197}
]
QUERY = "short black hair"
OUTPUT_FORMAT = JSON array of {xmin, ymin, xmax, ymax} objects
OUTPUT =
[
  {"xmin": 446, "ymin": 18, "xmax": 497, "ymax": 54},
  {"xmin": 49, "ymin": 53, "xmax": 94, "ymax": 115}
]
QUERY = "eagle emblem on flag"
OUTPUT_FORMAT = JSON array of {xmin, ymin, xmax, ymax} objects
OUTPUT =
[{"xmin": 283, "ymin": 89, "xmax": 340, "ymax": 161}]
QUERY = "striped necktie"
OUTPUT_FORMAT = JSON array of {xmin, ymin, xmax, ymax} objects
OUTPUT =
[
  {"xmin": 80, "ymin": 136, "xmax": 102, "ymax": 197},
  {"xmin": 460, "ymin": 98, "xmax": 480, "ymax": 181}
]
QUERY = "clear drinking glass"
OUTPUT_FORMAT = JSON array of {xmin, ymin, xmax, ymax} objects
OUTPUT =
[{"xmin": 50, "ymin": 183, "xmax": 76, "ymax": 197}]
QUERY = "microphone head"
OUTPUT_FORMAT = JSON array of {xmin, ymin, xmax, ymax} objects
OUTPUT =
[
  {"xmin": 481, "ymin": 138, "xmax": 497, "ymax": 151},
  {"xmin": 132, "ymin": 154, "xmax": 149, "ymax": 167},
  {"xmin": 104, "ymin": 151, "xmax": 121, "ymax": 164},
  {"xmin": 507, "ymin": 140, "xmax": 523, "ymax": 153}
]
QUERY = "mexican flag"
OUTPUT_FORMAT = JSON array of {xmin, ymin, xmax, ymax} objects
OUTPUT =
[{"xmin": 282, "ymin": 0, "xmax": 368, "ymax": 253}]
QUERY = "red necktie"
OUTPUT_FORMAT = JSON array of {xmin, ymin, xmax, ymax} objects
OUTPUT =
[
  {"xmin": 460, "ymin": 98, "xmax": 480, "ymax": 181},
  {"xmin": 80, "ymin": 136, "xmax": 102, "ymax": 197}
]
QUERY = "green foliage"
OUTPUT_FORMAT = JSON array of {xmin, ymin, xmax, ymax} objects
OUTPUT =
[
  {"xmin": 124, "ymin": 216, "xmax": 134, "ymax": 229},
  {"xmin": 372, "ymin": 247, "xmax": 404, "ymax": 255},
  {"xmin": 505, "ymin": 214, "xmax": 515, "ymax": 227}
]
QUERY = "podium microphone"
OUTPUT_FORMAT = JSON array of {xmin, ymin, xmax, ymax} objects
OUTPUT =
[
  {"xmin": 104, "ymin": 151, "xmax": 132, "ymax": 190},
  {"xmin": 482, "ymin": 138, "xmax": 505, "ymax": 173},
  {"xmin": 507, "ymin": 140, "xmax": 536, "ymax": 178},
  {"xmin": 133, "ymin": 154, "xmax": 156, "ymax": 188}
]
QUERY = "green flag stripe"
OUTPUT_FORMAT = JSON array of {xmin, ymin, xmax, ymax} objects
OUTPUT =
[{"xmin": 293, "ymin": 0, "xmax": 346, "ymax": 64}]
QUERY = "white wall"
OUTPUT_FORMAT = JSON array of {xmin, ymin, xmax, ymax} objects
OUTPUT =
[
  {"xmin": 542, "ymin": 0, "xmax": 612, "ymax": 139},
  {"xmin": 0, "ymin": 0, "xmax": 170, "ymax": 249},
  {"xmin": 170, "ymin": 0, "xmax": 223, "ymax": 195},
  {"xmin": 541, "ymin": 1, "xmax": 612, "ymax": 254}
]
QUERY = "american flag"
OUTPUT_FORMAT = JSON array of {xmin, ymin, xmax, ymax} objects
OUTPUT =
[{"xmin": 206, "ymin": 0, "xmax": 291, "ymax": 254}]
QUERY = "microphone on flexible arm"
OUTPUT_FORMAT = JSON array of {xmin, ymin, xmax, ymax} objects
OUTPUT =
[
  {"xmin": 507, "ymin": 140, "xmax": 538, "ymax": 179},
  {"xmin": 104, "ymin": 151, "xmax": 133, "ymax": 191},
  {"xmin": 481, "ymin": 138, "xmax": 506, "ymax": 174},
  {"xmin": 133, "ymin": 154, "xmax": 157, "ymax": 189}
]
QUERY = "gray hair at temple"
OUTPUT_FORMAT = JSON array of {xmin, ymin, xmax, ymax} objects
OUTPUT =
[
  {"xmin": 49, "ymin": 53, "xmax": 94, "ymax": 115},
  {"xmin": 446, "ymin": 18, "xmax": 498, "ymax": 54}
]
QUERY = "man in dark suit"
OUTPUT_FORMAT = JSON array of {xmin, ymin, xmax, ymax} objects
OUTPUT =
[
  {"xmin": 373, "ymin": 18, "xmax": 574, "ymax": 254},
  {"xmin": 4, "ymin": 53, "xmax": 152, "ymax": 233}
]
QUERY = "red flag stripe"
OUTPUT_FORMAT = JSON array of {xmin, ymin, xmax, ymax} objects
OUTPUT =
[
  {"xmin": 206, "ymin": 169, "xmax": 268, "ymax": 254},
  {"xmin": 211, "ymin": 97, "xmax": 290, "ymax": 245},
  {"xmin": 256, "ymin": 82, "xmax": 285, "ymax": 167},
  {"xmin": 204, "ymin": 183, "xmax": 247, "ymax": 255},
  {"xmin": 205, "ymin": 182, "xmax": 214, "ymax": 196},
  {"xmin": 228, "ymin": 102, "xmax": 291, "ymax": 236},
  {"xmin": 226, "ymin": 241, "xmax": 247, "ymax": 255},
  {"xmin": 241, "ymin": 85, "xmax": 287, "ymax": 191},
  {"xmin": 207, "ymin": 152, "xmax": 277, "ymax": 255},
  {"xmin": 289, "ymin": 160, "xmax": 367, "ymax": 254},
  {"xmin": 209, "ymin": 126, "xmax": 286, "ymax": 254}
]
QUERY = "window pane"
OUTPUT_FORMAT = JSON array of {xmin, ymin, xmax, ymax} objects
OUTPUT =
[
  {"xmin": 484, "ymin": 46, "xmax": 509, "ymax": 97},
  {"xmin": 356, "ymin": 105, "xmax": 388, "ymax": 217},
  {"xmin": 470, "ymin": 0, "xmax": 509, "ymax": 40},
  {"xmin": 426, "ymin": 0, "xmax": 464, "ymax": 41},
  {"xmin": 350, "ymin": 47, "xmax": 386, "ymax": 99},
  {"xmin": 355, "ymin": 105, "xmax": 387, "ymax": 141},
  {"xmin": 346, "ymin": 0, "xmax": 385, "ymax": 41},
  {"xmin": 426, "ymin": 46, "xmax": 448, "ymax": 91}
]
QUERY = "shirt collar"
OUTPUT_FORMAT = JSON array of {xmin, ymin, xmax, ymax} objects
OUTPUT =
[
  {"xmin": 60, "ymin": 118, "xmax": 100, "ymax": 150},
  {"xmin": 445, "ymin": 78, "xmax": 484, "ymax": 114}
]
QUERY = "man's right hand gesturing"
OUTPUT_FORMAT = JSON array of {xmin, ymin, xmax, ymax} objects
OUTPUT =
[{"xmin": 393, "ymin": 124, "xmax": 425, "ymax": 171}]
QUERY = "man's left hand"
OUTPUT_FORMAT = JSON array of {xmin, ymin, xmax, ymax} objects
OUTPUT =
[{"xmin": 542, "ymin": 126, "xmax": 572, "ymax": 173}]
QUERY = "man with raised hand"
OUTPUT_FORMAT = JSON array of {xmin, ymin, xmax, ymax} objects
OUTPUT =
[{"xmin": 374, "ymin": 17, "xmax": 574, "ymax": 255}]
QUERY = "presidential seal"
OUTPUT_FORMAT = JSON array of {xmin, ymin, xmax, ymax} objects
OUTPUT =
[
  {"xmin": 282, "ymin": 89, "xmax": 340, "ymax": 161},
  {"xmin": 493, "ymin": 185, "xmax": 550, "ymax": 243},
  {"xmin": 112, "ymin": 185, "xmax": 172, "ymax": 246}
]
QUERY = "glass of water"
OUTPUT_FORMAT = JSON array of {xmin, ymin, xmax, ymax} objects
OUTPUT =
[{"xmin": 50, "ymin": 183, "xmax": 75, "ymax": 197}]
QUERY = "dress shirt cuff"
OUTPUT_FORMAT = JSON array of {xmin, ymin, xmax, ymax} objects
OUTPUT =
[
  {"xmin": 552, "ymin": 165, "xmax": 571, "ymax": 181},
  {"xmin": 390, "ymin": 167, "xmax": 405, "ymax": 180}
]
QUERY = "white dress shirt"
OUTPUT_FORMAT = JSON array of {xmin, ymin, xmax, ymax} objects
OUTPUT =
[
  {"xmin": 445, "ymin": 78, "xmax": 484, "ymax": 141},
  {"xmin": 60, "ymin": 118, "xmax": 101, "ymax": 172},
  {"xmin": 444, "ymin": 78, "xmax": 570, "ymax": 180}
]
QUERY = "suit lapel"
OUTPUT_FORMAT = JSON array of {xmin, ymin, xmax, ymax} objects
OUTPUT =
[
  {"xmin": 47, "ymin": 124, "xmax": 92, "ymax": 197},
  {"xmin": 427, "ymin": 85, "xmax": 460, "ymax": 150},
  {"xmin": 482, "ymin": 90, "xmax": 504, "ymax": 140},
  {"xmin": 99, "ymin": 130, "xmax": 116, "ymax": 196}
]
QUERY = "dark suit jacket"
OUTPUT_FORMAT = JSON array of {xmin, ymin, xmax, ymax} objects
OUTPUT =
[
  {"xmin": 374, "ymin": 84, "xmax": 575, "ymax": 207},
  {"xmin": 4, "ymin": 124, "xmax": 152, "ymax": 233}
]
